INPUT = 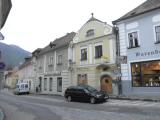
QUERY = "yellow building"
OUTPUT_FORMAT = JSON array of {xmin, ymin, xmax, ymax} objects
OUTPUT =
[{"xmin": 72, "ymin": 14, "xmax": 117, "ymax": 94}]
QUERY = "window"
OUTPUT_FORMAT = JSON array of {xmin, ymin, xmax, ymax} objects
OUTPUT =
[
  {"xmin": 131, "ymin": 63, "xmax": 141, "ymax": 87},
  {"xmin": 95, "ymin": 45, "xmax": 103, "ymax": 58},
  {"xmin": 21, "ymin": 84, "xmax": 24, "ymax": 89},
  {"xmin": 25, "ymin": 84, "xmax": 28, "ymax": 88},
  {"xmin": 77, "ymin": 74, "xmax": 88, "ymax": 85},
  {"xmin": 48, "ymin": 65, "xmax": 54, "ymax": 71},
  {"xmin": 57, "ymin": 55, "xmax": 62, "ymax": 65},
  {"xmin": 131, "ymin": 60, "xmax": 160, "ymax": 87},
  {"xmin": 48, "ymin": 57, "xmax": 54, "ymax": 71},
  {"xmin": 57, "ymin": 77, "xmax": 62, "ymax": 92},
  {"xmin": 86, "ymin": 29, "xmax": 94, "ymax": 37},
  {"xmin": 49, "ymin": 78, "xmax": 53, "ymax": 91},
  {"xmin": 155, "ymin": 26, "xmax": 160, "ymax": 43},
  {"xmin": 81, "ymin": 48, "xmax": 87, "ymax": 61},
  {"xmin": 128, "ymin": 31, "xmax": 139, "ymax": 48},
  {"xmin": 44, "ymin": 78, "xmax": 47, "ymax": 91},
  {"xmin": 77, "ymin": 88, "xmax": 85, "ymax": 93},
  {"xmin": 49, "ymin": 56, "xmax": 54, "ymax": 65}
]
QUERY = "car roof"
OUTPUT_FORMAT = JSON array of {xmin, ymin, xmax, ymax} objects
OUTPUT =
[{"xmin": 67, "ymin": 85, "xmax": 91, "ymax": 89}]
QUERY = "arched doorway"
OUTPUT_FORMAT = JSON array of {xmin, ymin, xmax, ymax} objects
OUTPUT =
[{"xmin": 100, "ymin": 76, "xmax": 112, "ymax": 94}]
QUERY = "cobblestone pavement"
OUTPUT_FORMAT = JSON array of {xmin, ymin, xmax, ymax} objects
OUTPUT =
[{"xmin": 0, "ymin": 91, "xmax": 160, "ymax": 120}]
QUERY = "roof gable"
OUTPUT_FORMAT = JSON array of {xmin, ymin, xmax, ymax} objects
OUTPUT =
[
  {"xmin": 73, "ymin": 14, "xmax": 112, "ymax": 43},
  {"xmin": 38, "ymin": 32, "xmax": 76, "ymax": 55},
  {"xmin": 113, "ymin": 0, "xmax": 160, "ymax": 24}
]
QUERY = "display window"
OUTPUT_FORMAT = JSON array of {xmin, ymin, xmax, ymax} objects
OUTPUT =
[{"xmin": 131, "ymin": 60, "xmax": 160, "ymax": 87}]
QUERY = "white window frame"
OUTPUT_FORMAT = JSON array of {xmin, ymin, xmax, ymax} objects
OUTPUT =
[
  {"xmin": 127, "ymin": 30, "xmax": 140, "ymax": 48},
  {"xmin": 153, "ymin": 24, "xmax": 160, "ymax": 44},
  {"xmin": 48, "ymin": 56, "xmax": 54, "ymax": 65},
  {"xmin": 80, "ymin": 46, "xmax": 88, "ymax": 65},
  {"xmin": 80, "ymin": 46, "xmax": 88, "ymax": 61},
  {"xmin": 86, "ymin": 29, "xmax": 95, "ymax": 37},
  {"xmin": 57, "ymin": 54, "xmax": 63, "ymax": 65}
]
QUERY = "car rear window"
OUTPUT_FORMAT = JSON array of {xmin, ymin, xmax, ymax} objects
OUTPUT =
[{"xmin": 67, "ymin": 88, "xmax": 75, "ymax": 92}]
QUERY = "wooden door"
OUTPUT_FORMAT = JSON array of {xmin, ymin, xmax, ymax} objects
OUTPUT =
[{"xmin": 101, "ymin": 77, "xmax": 112, "ymax": 94}]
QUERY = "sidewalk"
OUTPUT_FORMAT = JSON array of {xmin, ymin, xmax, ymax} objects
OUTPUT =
[
  {"xmin": 110, "ymin": 94, "xmax": 160, "ymax": 102},
  {"xmin": 0, "ymin": 108, "xmax": 4, "ymax": 120},
  {"xmin": 32, "ymin": 92, "xmax": 160, "ymax": 102},
  {"xmin": 2, "ymin": 88, "xmax": 160, "ymax": 102}
]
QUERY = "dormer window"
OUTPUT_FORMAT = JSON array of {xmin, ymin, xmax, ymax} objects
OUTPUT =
[{"xmin": 86, "ymin": 29, "xmax": 94, "ymax": 37}]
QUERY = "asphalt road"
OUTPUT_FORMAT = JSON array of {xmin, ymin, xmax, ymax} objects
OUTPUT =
[{"xmin": 0, "ymin": 91, "xmax": 160, "ymax": 120}]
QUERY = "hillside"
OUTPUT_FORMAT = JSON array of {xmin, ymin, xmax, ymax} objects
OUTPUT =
[{"xmin": 0, "ymin": 42, "xmax": 31, "ymax": 68}]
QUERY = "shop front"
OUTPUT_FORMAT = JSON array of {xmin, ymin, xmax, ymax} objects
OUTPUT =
[
  {"xmin": 131, "ymin": 60, "xmax": 160, "ymax": 87},
  {"xmin": 126, "ymin": 48, "xmax": 160, "ymax": 96}
]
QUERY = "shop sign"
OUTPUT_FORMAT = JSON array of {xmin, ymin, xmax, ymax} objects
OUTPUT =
[
  {"xmin": 136, "ymin": 49, "xmax": 160, "ymax": 57},
  {"xmin": 118, "ymin": 56, "xmax": 127, "ymax": 64},
  {"xmin": 44, "ymin": 72, "xmax": 61, "ymax": 77},
  {"xmin": 77, "ymin": 67, "xmax": 90, "ymax": 71}
]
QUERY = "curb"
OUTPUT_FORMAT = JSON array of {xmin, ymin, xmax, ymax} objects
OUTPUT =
[
  {"xmin": 109, "ymin": 96, "xmax": 160, "ymax": 102},
  {"xmin": 30, "ymin": 93, "xmax": 63, "ymax": 97},
  {"xmin": 31, "ymin": 93, "xmax": 160, "ymax": 102},
  {"xmin": 0, "ymin": 108, "xmax": 4, "ymax": 120}
]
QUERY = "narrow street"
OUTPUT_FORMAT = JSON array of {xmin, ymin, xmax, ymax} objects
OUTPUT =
[{"xmin": 0, "ymin": 91, "xmax": 160, "ymax": 120}]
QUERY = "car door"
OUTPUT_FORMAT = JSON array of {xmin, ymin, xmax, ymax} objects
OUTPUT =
[
  {"xmin": 70, "ymin": 88, "xmax": 77, "ymax": 100},
  {"xmin": 24, "ymin": 84, "xmax": 29, "ymax": 92},
  {"xmin": 20, "ymin": 84, "xmax": 24, "ymax": 93},
  {"xmin": 76, "ymin": 88, "xmax": 88, "ymax": 102},
  {"xmin": 83, "ymin": 89, "xmax": 91, "ymax": 101}
]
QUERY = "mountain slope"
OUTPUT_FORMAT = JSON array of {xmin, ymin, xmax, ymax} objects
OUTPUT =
[{"xmin": 0, "ymin": 42, "xmax": 31, "ymax": 67}]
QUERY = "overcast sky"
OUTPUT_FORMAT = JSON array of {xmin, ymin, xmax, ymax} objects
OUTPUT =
[{"xmin": 1, "ymin": 0, "xmax": 146, "ymax": 52}]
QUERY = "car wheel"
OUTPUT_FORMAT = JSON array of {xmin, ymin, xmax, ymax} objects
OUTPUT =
[
  {"xmin": 67, "ymin": 96, "xmax": 72, "ymax": 102},
  {"xmin": 90, "ymin": 97, "xmax": 96, "ymax": 104}
]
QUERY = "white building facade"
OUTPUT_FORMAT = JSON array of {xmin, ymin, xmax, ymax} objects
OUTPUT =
[{"xmin": 35, "ymin": 32, "xmax": 76, "ymax": 95}]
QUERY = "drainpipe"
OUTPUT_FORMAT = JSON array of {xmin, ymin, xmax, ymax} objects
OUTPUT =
[{"xmin": 113, "ymin": 26, "xmax": 122, "ymax": 95}]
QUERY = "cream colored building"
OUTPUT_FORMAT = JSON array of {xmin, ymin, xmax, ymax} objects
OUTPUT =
[
  {"xmin": 72, "ymin": 14, "xmax": 117, "ymax": 94},
  {"xmin": 17, "ymin": 57, "xmax": 36, "ymax": 93}
]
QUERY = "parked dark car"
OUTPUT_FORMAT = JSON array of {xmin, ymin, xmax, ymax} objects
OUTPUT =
[{"xmin": 64, "ymin": 85, "xmax": 109, "ymax": 104}]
